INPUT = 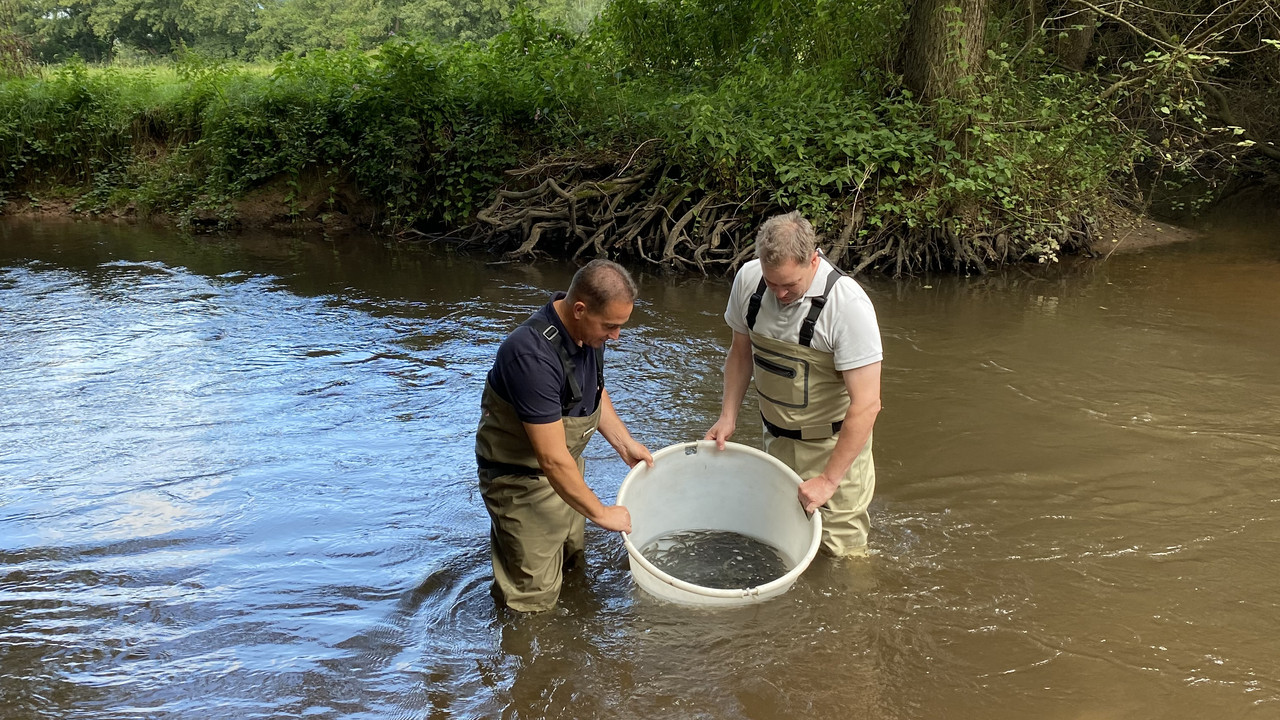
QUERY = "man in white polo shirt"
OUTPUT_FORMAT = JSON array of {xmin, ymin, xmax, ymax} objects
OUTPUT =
[{"xmin": 705, "ymin": 211, "xmax": 883, "ymax": 556}]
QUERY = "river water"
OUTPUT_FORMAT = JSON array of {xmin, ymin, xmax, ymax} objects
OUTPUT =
[{"xmin": 1, "ymin": 215, "xmax": 1277, "ymax": 719}]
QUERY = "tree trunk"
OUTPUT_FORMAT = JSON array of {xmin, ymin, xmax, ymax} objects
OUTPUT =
[
  {"xmin": 1025, "ymin": 0, "xmax": 1045, "ymax": 45},
  {"xmin": 901, "ymin": 0, "xmax": 988, "ymax": 102},
  {"xmin": 1055, "ymin": 1, "xmax": 1096, "ymax": 70}
]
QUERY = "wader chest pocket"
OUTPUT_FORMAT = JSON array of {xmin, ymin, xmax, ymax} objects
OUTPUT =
[
  {"xmin": 753, "ymin": 355, "xmax": 795, "ymax": 378},
  {"xmin": 753, "ymin": 352, "xmax": 808, "ymax": 408}
]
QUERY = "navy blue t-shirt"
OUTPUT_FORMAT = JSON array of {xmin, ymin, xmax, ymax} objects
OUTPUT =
[{"xmin": 487, "ymin": 293, "xmax": 602, "ymax": 424}]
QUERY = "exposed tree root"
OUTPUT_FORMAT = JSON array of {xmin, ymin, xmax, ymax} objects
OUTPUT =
[
  {"xmin": 471, "ymin": 154, "xmax": 1100, "ymax": 277},
  {"xmin": 474, "ymin": 159, "xmax": 774, "ymax": 274}
]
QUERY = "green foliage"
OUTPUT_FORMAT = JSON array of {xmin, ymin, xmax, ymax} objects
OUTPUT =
[
  {"xmin": 158, "ymin": 40, "xmax": 529, "ymax": 228},
  {"xmin": 10, "ymin": 0, "xmax": 609, "ymax": 62},
  {"xmin": 0, "ymin": 18, "xmax": 1132, "ymax": 266},
  {"xmin": 1, "ymin": 33, "xmax": 33, "ymax": 79},
  {"xmin": 658, "ymin": 66, "xmax": 929, "ymax": 219},
  {"xmin": 9, "ymin": 0, "xmax": 107, "ymax": 63},
  {"xmin": 0, "ymin": 61, "xmax": 150, "ymax": 192},
  {"xmin": 598, "ymin": 0, "xmax": 902, "ymax": 81},
  {"xmin": 6, "ymin": 0, "xmax": 1272, "ymax": 272}
]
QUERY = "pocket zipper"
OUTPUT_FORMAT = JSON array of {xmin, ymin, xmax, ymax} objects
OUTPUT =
[{"xmin": 753, "ymin": 354, "xmax": 797, "ymax": 379}]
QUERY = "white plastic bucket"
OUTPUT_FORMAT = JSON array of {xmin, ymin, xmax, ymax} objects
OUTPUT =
[{"xmin": 617, "ymin": 440, "xmax": 822, "ymax": 606}]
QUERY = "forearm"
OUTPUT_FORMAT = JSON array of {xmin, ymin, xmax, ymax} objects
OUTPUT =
[
  {"xmin": 815, "ymin": 360, "xmax": 882, "ymax": 481},
  {"xmin": 525, "ymin": 419, "xmax": 612, "ymax": 522},
  {"xmin": 821, "ymin": 362, "xmax": 882, "ymax": 480},
  {"xmin": 796, "ymin": 362, "xmax": 881, "ymax": 514},
  {"xmin": 597, "ymin": 389, "xmax": 634, "ymax": 455},
  {"xmin": 821, "ymin": 399, "xmax": 879, "ymax": 480},
  {"xmin": 539, "ymin": 449, "xmax": 609, "ymax": 521}
]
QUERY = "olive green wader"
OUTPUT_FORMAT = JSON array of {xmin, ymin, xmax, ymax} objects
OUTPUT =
[
  {"xmin": 475, "ymin": 317, "xmax": 604, "ymax": 612},
  {"xmin": 746, "ymin": 269, "xmax": 876, "ymax": 556}
]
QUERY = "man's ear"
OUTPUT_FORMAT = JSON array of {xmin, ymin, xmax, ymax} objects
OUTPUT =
[{"xmin": 573, "ymin": 301, "xmax": 588, "ymax": 319}]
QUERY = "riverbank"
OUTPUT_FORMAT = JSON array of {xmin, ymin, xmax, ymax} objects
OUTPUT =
[
  {"xmin": 1088, "ymin": 207, "xmax": 1202, "ymax": 256},
  {"xmin": 1, "ymin": 185, "xmax": 1202, "ymax": 265},
  {"xmin": 0, "ymin": 171, "xmax": 369, "ymax": 236}
]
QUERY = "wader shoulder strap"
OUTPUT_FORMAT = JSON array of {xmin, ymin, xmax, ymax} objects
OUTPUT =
[
  {"xmin": 798, "ymin": 266, "xmax": 847, "ymax": 348},
  {"xmin": 746, "ymin": 278, "xmax": 768, "ymax": 331},
  {"xmin": 521, "ymin": 315, "xmax": 604, "ymax": 414},
  {"xmin": 593, "ymin": 346, "xmax": 604, "ymax": 404}
]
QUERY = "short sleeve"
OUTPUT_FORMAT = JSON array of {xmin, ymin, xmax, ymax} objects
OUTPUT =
[
  {"xmin": 498, "ymin": 347, "xmax": 566, "ymax": 424},
  {"xmin": 826, "ymin": 281, "xmax": 883, "ymax": 371},
  {"xmin": 724, "ymin": 261, "xmax": 761, "ymax": 335}
]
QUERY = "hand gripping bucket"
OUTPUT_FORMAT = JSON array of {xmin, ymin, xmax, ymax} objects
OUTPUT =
[{"xmin": 617, "ymin": 440, "xmax": 823, "ymax": 606}]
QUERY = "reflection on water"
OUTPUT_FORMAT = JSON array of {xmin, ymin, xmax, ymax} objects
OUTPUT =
[{"xmin": 2, "ymin": 217, "xmax": 1279, "ymax": 719}]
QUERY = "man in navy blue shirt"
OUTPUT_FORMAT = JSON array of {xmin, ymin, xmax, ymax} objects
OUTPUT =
[{"xmin": 475, "ymin": 259, "xmax": 653, "ymax": 612}]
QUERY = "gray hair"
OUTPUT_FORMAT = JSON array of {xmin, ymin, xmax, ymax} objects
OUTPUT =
[
  {"xmin": 754, "ymin": 211, "xmax": 816, "ymax": 266},
  {"xmin": 566, "ymin": 259, "xmax": 638, "ymax": 309}
]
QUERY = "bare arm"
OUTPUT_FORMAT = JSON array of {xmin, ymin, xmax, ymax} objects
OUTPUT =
[
  {"xmin": 597, "ymin": 388, "xmax": 654, "ymax": 469},
  {"xmin": 798, "ymin": 361, "xmax": 882, "ymax": 514},
  {"xmin": 704, "ymin": 331, "xmax": 753, "ymax": 449},
  {"xmin": 524, "ymin": 419, "xmax": 632, "ymax": 532}
]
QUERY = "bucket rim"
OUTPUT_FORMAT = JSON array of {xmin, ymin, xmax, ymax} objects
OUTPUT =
[{"xmin": 617, "ymin": 439, "xmax": 823, "ymax": 600}]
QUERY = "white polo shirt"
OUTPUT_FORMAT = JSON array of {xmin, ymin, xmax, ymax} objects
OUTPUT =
[{"xmin": 724, "ymin": 258, "xmax": 883, "ymax": 372}]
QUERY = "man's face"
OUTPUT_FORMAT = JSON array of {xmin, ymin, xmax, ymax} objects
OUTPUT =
[
  {"xmin": 761, "ymin": 252, "xmax": 819, "ymax": 305},
  {"xmin": 575, "ymin": 299, "xmax": 633, "ymax": 347}
]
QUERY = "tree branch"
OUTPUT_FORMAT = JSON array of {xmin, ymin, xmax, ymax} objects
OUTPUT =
[{"xmin": 1072, "ymin": 0, "xmax": 1179, "ymax": 52}]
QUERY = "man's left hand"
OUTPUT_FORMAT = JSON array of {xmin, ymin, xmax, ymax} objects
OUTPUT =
[
  {"xmin": 619, "ymin": 440, "xmax": 654, "ymax": 469},
  {"xmin": 798, "ymin": 474, "xmax": 839, "ymax": 515}
]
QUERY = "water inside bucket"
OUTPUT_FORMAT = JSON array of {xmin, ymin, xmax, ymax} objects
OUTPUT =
[{"xmin": 638, "ymin": 530, "xmax": 790, "ymax": 590}]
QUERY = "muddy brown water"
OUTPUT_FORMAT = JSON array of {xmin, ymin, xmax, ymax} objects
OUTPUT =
[{"xmin": 2, "ymin": 215, "xmax": 1278, "ymax": 719}]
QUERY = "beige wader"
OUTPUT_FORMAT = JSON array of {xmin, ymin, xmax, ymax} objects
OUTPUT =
[
  {"xmin": 475, "ymin": 381, "xmax": 601, "ymax": 612},
  {"xmin": 749, "ymin": 316, "xmax": 876, "ymax": 557}
]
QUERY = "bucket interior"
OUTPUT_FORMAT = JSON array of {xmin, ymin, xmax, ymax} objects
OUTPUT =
[{"xmin": 618, "ymin": 440, "xmax": 821, "ymax": 603}]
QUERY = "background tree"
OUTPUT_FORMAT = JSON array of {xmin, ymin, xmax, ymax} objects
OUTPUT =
[
  {"xmin": 10, "ymin": 0, "xmax": 109, "ymax": 62},
  {"xmin": 900, "ymin": 0, "xmax": 988, "ymax": 102},
  {"xmin": 248, "ymin": 0, "xmax": 388, "ymax": 56},
  {"xmin": 393, "ymin": 0, "xmax": 514, "ymax": 43},
  {"xmin": 10, "ymin": 0, "xmax": 609, "ymax": 60},
  {"xmin": 83, "ymin": 0, "xmax": 257, "ymax": 57},
  {"xmin": 1064, "ymin": 0, "xmax": 1280, "ymax": 169},
  {"xmin": 1053, "ymin": 1, "xmax": 1096, "ymax": 71},
  {"xmin": 1, "ymin": 0, "xmax": 34, "ymax": 75}
]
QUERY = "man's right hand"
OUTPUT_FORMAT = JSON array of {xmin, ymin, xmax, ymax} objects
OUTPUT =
[
  {"xmin": 704, "ymin": 417, "xmax": 736, "ymax": 450},
  {"xmin": 591, "ymin": 504, "xmax": 632, "ymax": 533}
]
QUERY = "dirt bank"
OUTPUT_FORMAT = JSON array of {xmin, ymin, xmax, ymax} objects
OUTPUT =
[
  {"xmin": 3, "ymin": 188, "xmax": 1201, "ymax": 265},
  {"xmin": 1089, "ymin": 206, "xmax": 1202, "ymax": 257},
  {"xmin": 0, "ymin": 173, "xmax": 374, "ymax": 237}
]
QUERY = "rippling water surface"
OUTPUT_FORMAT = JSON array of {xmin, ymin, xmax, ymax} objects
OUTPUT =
[{"xmin": 2, "ymin": 217, "xmax": 1278, "ymax": 719}]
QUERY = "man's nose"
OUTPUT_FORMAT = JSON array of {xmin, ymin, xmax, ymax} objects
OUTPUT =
[{"xmin": 609, "ymin": 328, "xmax": 621, "ymax": 341}]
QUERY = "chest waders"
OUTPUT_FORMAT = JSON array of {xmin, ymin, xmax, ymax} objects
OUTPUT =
[
  {"xmin": 746, "ymin": 269, "xmax": 876, "ymax": 556},
  {"xmin": 475, "ymin": 316, "xmax": 603, "ymax": 611}
]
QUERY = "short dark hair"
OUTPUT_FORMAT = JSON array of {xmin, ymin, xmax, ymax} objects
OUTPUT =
[{"xmin": 566, "ymin": 259, "xmax": 638, "ymax": 309}]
